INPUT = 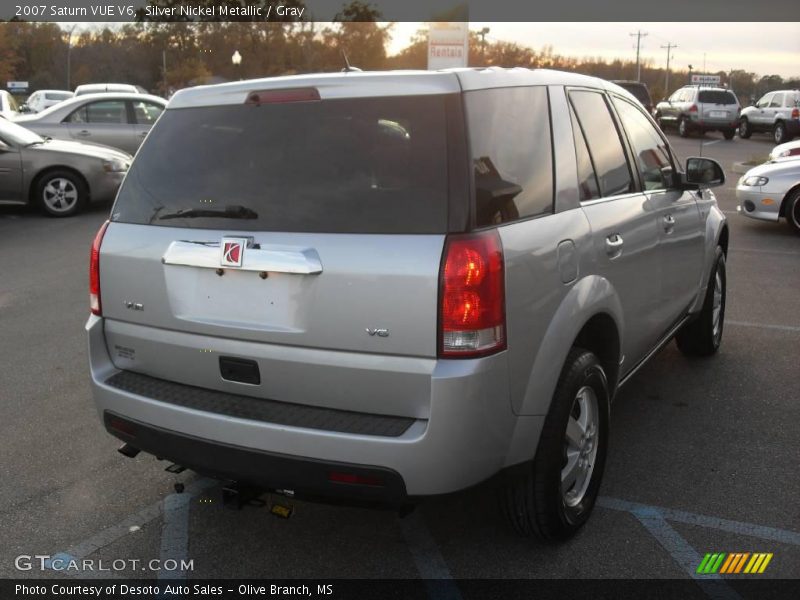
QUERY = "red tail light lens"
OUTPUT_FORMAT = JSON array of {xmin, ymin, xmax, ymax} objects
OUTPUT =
[
  {"xmin": 791, "ymin": 108, "xmax": 799, "ymax": 119},
  {"xmin": 89, "ymin": 220, "xmax": 110, "ymax": 316},
  {"xmin": 245, "ymin": 88, "xmax": 320, "ymax": 105},
  {"xmin": 439, "ymin": 230, "xmax": 506, "ymax": 357},
  {"xmin": 689, "ymin": 104, "xmax": 698, "ymax": 113}
]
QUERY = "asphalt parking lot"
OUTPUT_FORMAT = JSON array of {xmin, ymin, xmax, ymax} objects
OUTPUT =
[{"xmin": 1, "ymin": 130, "xmax": 798, "ymax": 596}]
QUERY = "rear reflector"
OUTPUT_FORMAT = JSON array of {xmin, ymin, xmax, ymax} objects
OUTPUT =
[
  {"xmin": 245, "ymin": 88, "xmax": 320, "ymax": 105},
  {"xmin": 107, "ymin": 415, "xmax": 137, "ymax": 438},
  {"xmin": 328, "ymin": 471, "xmax": 384, "ymax": 487},
  {"xmin": 89, "ymin": 220, "xmax": 110, "ymax": 316},
  {"xmin": 439, "ymin": 230, "xmax": 506, "ymax": 358}
]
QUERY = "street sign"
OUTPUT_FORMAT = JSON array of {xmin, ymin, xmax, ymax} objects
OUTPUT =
[
  {"xmin": 691, "ymin": 74, "xmax": 721, "ymax": 85},
  {"xmin": 7, "ymin": 81, "xmax": 29, "ymax": 90},
  {"xmin": 428, "ymin": 22, "xmax": 469, "ymax": 70}
]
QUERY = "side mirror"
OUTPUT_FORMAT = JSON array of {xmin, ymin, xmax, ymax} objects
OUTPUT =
[{"xmin": 683, "ymin": 157, "xmax": 725, "ymax": 189}]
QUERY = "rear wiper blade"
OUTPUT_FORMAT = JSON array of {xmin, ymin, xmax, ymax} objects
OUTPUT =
[{"xmin": 157, "ymin": 205, "xmax": 258, "ymax": 220}]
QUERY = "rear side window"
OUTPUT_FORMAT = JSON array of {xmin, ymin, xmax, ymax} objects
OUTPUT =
[
  {"xmin": 619, "ymin": 84, "xmax": 651, "ymax": 106},
  {"xmin": 68, "ymin": 100, "xmax": 128, "ymax": 124},
  {"xmin": 113, "ymin": 95, "xmax": 453, "ymax": 234},
  {"xmin": 569, "ymin": 90, "xmax": 633, "ymax": 197},
  {"xmin": 698, "ymin": 90, "xmax": 737, "ymax": 105},
  {"xmin": 769, "ymin": 93, "xmax": 784, "ymax": 108},
  {"xmin": 464, "ymin": 86, "xmax": 553, "ymax": 227},
  {"xmin": 45, "ymin": 92, "xmax": 71, "ymax": 101}
]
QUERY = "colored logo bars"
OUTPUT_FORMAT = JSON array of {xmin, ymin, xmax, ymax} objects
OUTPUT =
[{"xmin": 697, "ymin": 552, "xmax": 773, "ymax": 574}]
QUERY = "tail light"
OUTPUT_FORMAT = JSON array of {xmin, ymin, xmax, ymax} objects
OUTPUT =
[
  {"xmin": 438, "ymin": 230, "xmax": 506, "ymax": 358},
  {"xmin": 791, "ymin": 108, "xmax": 799, "ymax": 119},
  {"xmin": 89, "ymin": 220, "xmax": 110, "ymax": 316},
  {"xmin": 689, "ymin": 104, "xmax": 698, "ymax": 113}
]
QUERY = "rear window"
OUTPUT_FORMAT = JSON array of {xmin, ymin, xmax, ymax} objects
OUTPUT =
[
  {"xmin": 698, "ymin": 90, "xmax": 737, "ymax": 105},
  {"xmin": 45, "ymin": 92, "xmax": 71, "ymax": 100},
  {"xmin": 112, "ymin": 95, "xmax": 453, "ymax": 234}
]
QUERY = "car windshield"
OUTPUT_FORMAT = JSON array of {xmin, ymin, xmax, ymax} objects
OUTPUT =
[
  {"xmin": 0, "ymin": 117, "xmax": 44, "ymax": 146},
  {"xmin": 698, "ymin": 90, "xmax": 737, "ymax": 105}
]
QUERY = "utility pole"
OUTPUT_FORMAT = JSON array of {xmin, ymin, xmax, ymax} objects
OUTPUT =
[
  {"xmin": 629, "ymin": 30, "xmax": 648, "ymax": 82},
  {"xmin": 661, "ymin": 42, "xmax": 677, "ymax": 95}
]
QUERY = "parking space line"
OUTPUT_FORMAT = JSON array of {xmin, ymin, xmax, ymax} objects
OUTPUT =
[
  {"xmin": 631, "ymin": 506, "xmax": 741, "ymax": 600},
  {"xmin": 599, "ymin": 497, "xmax": 800, "ymax": 545},
  {"xmin": 158, "ymin": 493, "xmax": 193, "ymax": 581},
  {"xmin": 729, "ymin": 248, "xmax": 800, "ymax": 257},
  {"xmin": 727, "ymin": 320, "xmax": 800, "ymax": 334},
  {"xmin": 703, "ymin": 140, "xmax": 722, "ymax": 147},
  {"xmin": 399, "ymin": 511, "xmax": 462, "ymax": 600},
  {"xmin": 45, "ymin": 478, "xmax": 215, "ymax": 578}
]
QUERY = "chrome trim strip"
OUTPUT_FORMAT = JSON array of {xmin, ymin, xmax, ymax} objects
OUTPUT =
[
  {"xmin": 618, "ymin": 314, "xmax": 692, "ymax": 390},
  {"xmin": 163, "ymin": 240, "xmax": 323, "ymax": 274}
]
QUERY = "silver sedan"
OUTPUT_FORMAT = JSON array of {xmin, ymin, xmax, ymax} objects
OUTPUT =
[
  {"xmin": 737, "ymin": 157, "xmax": 800, "ymax": 234},
  {"xmin": 15, "ymin": 92, "xmax": 166, "ymax": 155},
  {"xmin": 0, "ymin": 117, "xmax": 131, "ymax": 217}
]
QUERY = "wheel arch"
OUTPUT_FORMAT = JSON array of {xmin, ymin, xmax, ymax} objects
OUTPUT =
[
  {"xmin": 779, "ymin": 183, "xmax": 800, "ymax": 218},
  {"xmin": 573, "ymin": 313, "xmax": 621, "ymax": 396}
]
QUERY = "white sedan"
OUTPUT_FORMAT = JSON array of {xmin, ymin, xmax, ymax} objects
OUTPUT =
[{"xmin": 737, "ymin": 156, "xmax": 800, "ymax": 234}]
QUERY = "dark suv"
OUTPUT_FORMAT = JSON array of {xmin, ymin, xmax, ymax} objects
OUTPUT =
[
  {"xmin": 611, "ymin": 81, "xmax": 654, "ymax": 116},
  {"xmin": 655, "ymin": 86, "xmax": 741, "ymax": 139}
]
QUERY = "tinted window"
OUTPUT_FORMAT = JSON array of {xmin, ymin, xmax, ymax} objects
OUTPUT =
[
  {"xmin": 569, "ymin": 104, "xmax": 600, "ymax": 201},
  {"xmin": 132, "ymin": 100, "xmax": 164, "ymax": 124},
  {"xmin": 464, "ymin": 86, "xmax": 553, "ymax": 227},
  {"xmin": 613, "ymin": 98, "xmax": 673, "ymax": 191},
  {"xmin": 113, "ymin": 95, "xmax": 452, "ymax": 234},
  {"xmin": 45, "ymin": 92, "xmax": 71, "ymax": 101},
  {"xmin": 569, "ymin": 91, "xmax": 632, "ymax": 197},
  {"xmin": 617, "ymin": 83, "xmax": 651, "ymax": 106},
  {"xmin": 68, "ymin": 100, "xmax": 128, "ymax": 124},
  {"xmin": 698, "ymin": 90, "xmax": 737, "ymax": 105}
]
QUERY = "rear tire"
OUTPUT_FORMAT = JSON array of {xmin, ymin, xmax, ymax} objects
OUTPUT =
[
  {"xmin": 35, "ymin": 170, "xmax": 87, "ymax": 217},
  {"xmin": 676, "ymin": 247, "xmax": 726, "ymax": 356},
  {"xmin": 784, "ymin": 188, "xmax": 800, "ymax": 234},
  {"xmin": 738, "ymin": 118, "xmax": 752, "ymax": 139},
  {"xmin": 773, "ymin": 122, "xmax": 788, "ymax": 145},
  {"xmin": 678, "ymin": 117, "xmax": 690, "ymax": 138},
  {"xmin": 502, "ymin": 348, "xmax": 609, "ymax": 541},
  {"xmin": 723, "ymin": 128, "xmax": 736, "ymax": 140}
]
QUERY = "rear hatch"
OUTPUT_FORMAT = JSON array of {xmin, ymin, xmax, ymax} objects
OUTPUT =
[
  {"xmin": 698, "ymin": 89, "xmax": 738, "ymax": 121},
  {"xmin": 99, "ymin": 81, "xmax": 466, "ymax": 417}
]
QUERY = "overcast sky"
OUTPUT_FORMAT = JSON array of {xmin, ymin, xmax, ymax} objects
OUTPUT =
[
  {"xmin": 388, "ymin": 22, "xmax": 800, "ymax": 78},
  {"xmin": 60, "ymin": 21, "xmax": 799, "ymax": 79}
]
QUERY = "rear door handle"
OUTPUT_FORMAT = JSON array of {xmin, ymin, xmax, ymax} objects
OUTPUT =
[
  {"xmin": 76, "ymin": 130, "xmax": 91, "ymax": 137},
  {"xmin": 605, "ymin": 234, "xmax": 624, "ymax": 258},
  {"xmin": 663, "ymin": 214, "xmax": 676, "ymax": 233}
]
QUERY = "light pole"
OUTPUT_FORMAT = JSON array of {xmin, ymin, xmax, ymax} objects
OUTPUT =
[
  {"xmin": 688, "ymin": 64, "xmax": 693, "ymax": 85},
  {"xmin": 66, "ymin": 24, "xmax": 78, "ymax": 90},
  {"xmin": 231, "ymin": 50, "xmax": 242, "ymax": 80},
  {"xmin": 479, "ymin": 27, "xmax": 490, "ymax": 65}
]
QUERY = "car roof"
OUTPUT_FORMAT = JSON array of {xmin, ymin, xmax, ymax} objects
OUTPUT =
[
  {"xmin": 15, "ymin": 92, "xmax": 167, "ymax": 121},
  {"xmin": 168, "ymin": 67, "xmax": 635, "ymax": 109}
]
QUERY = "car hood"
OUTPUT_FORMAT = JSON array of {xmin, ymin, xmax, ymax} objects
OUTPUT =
[
  {"xmin": 28, "ymin": 138, "xmax": 132, "ymax": 162},
  {"xmin": 744, "ymin": 160, "xmax": 800, "ymax": 179}
]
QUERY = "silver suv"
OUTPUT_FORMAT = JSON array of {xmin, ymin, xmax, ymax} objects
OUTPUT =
[
  {"xmin": 87, "ymin": 69, "xmax": 729, "ymax": 540},
  {"xmin": 738, "ymin": 90, "xmax": 800, "ymax": 144},
  {"xmin": 655, "ymin": 85, "xmax": 741, "ymax": 139}
]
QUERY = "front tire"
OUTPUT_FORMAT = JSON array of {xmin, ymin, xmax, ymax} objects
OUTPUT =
[
  {"xmin": 35, "ymin": 170, "xmax": 87, "ymax": 217},
  {"xmin": 678, "ymin": 117, "xmax": 690, "ymax": 138},
  {"xmin": 738, "ymin": 118, "xmax": 752, "ymax": 139},
  {"xmin": 502, "ymin": 348, "xmax": 610, "ymax": 541},
  {"xmin": 676, "ymin": 247, "xmax": 726, "ymax": 356},
  {"xmin": 773, "ymin": 122, "xmax": 788, "ymax": 145},
  {"xmin": 784, "ymin": 188, "xmax": 800, "ymax": 234}
]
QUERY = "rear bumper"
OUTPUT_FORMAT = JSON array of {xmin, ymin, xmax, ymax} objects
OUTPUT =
[{"xmin": 87, "ymin": 315, "xmax": 541, "ymax": 498}]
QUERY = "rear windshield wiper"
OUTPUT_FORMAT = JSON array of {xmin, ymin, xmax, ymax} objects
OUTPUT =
[{"xmin": 157, "ymin": 205, "xmax": 259, "ymax": 220}]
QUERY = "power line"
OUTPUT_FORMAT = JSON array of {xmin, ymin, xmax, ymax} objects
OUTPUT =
[
  {"xmin": 629, "ymin": 30, "xmax": 648, "ymax": 82},
  {"xmin": 661, "ymin": 42, "xmax": 677, "ymax": 93}
]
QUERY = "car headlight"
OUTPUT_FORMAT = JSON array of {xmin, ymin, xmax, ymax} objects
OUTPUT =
[
  {"xmin": 742, "ymin": 176, "xmax": 768, "ymax": 186},
  {"xmin": 102, "ymin": 158, "xmax": 129, "ymax": 173}
]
